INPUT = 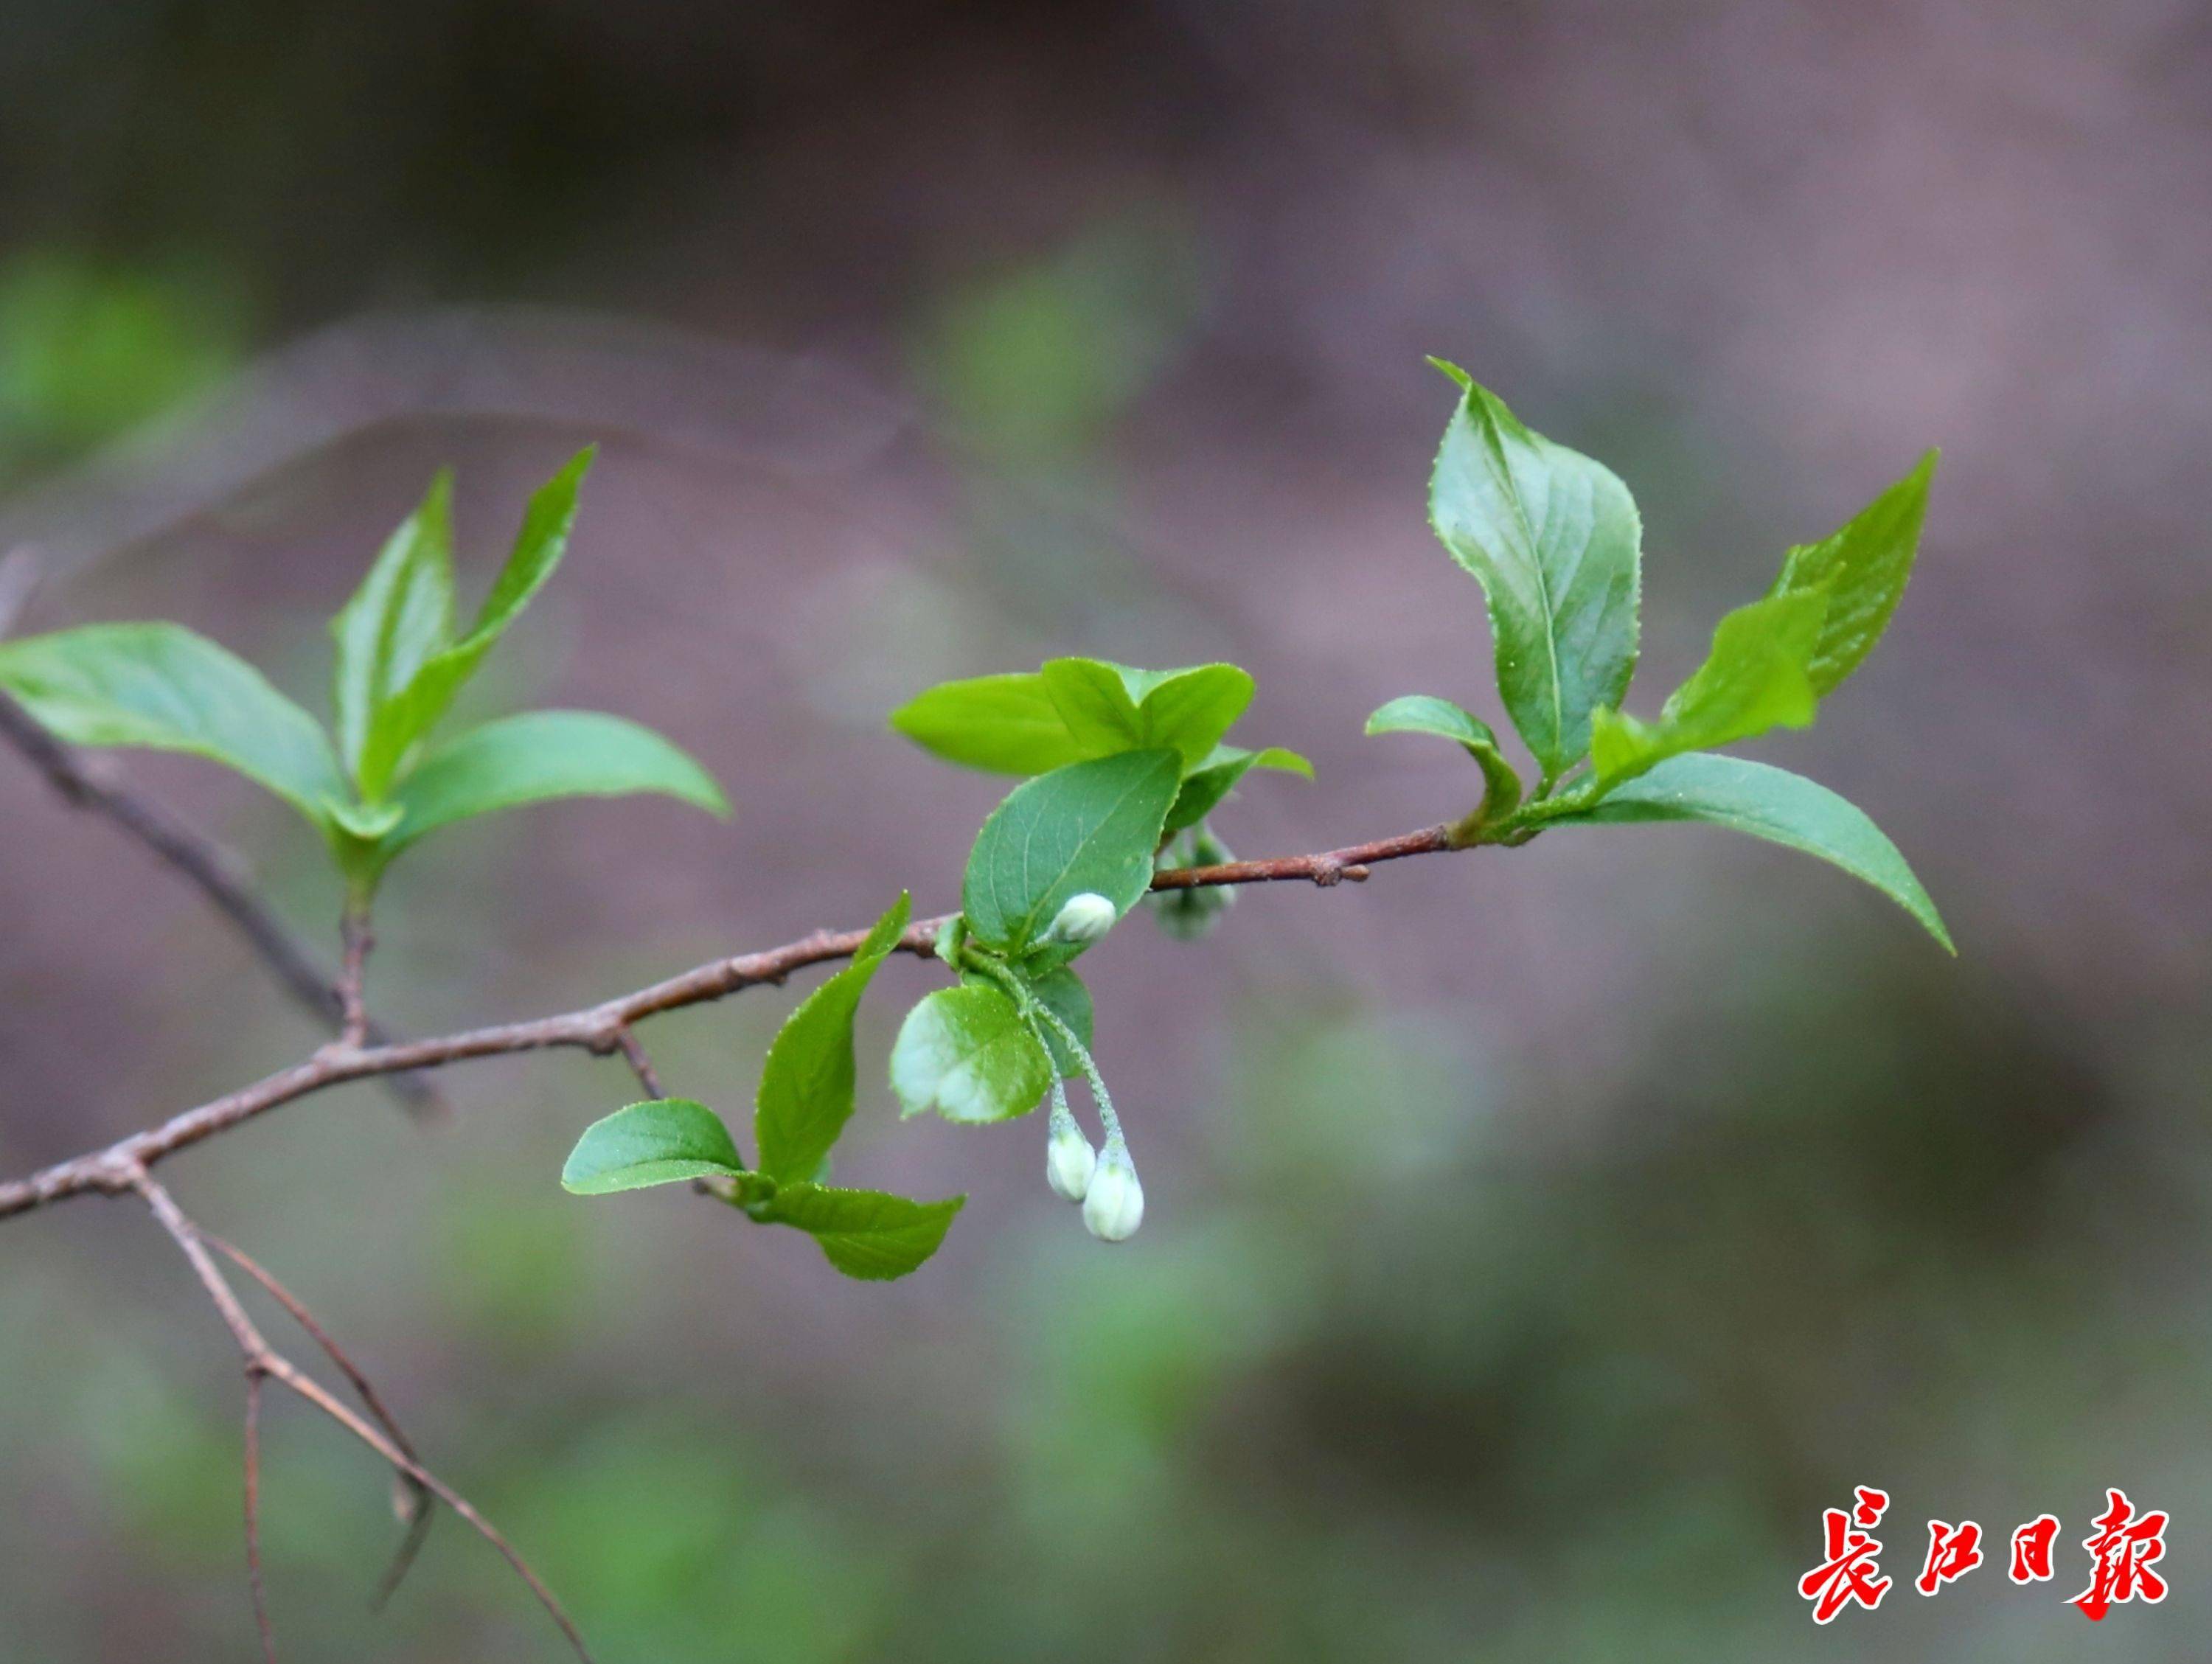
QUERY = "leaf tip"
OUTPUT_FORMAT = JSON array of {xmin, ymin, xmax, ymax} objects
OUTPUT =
[{"xmin": 1424, "ymin": 355, "xmax": 1473, "ymax": 391}]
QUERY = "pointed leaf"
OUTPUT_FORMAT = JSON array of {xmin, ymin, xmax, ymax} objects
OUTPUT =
[
  {"xmin": 1555, "ymin": 752, "xmax": 1952, "ymax": 951},
  {"xmin": 0, "ymin": 623, "xmax": 345, "ymax": 826},
  {"xmin": 379, "ymin": 709, "xmax": 727, "ymax": 858},
  {"xmin": 1427, "ymin": 365, "xmax": 1642, "ymax": 783},
  {"xmin": 355, "ymin": 448, "xmax": 594, "ymax": 798},
  {"xmin": 888, "ymin": 672, "xmax": 1086, "ymax": 775},
  {"xmin": 1039, "ymin": 658, "xmax": 1144, "ymax": 753},
  {"xmin": 1770, "ymin": 451, "xmax": 1936, "ymax": 696},
  {"xmin": 760, "ymin": 1183, "xmax": 965, "ymax": 1280},
  {"xmin": 561, "ymin": 1099, "xmax": 745, "ymax": 1194},
  {"xmin": 1040, "ymin": 658, "xmax": 1259, "ymax": 771},
  {"xmin": 961, "ymin": 749, "xmax": 1182, "ymax": 952},
  {"xmin": 889, "ymin": 983, "xmax": 1053, "ymax": 1122},
  {"xmin": 1588, "ymin": 590, "xmax": 1826, "ymax": 788},
  {"xmin": 754, "ymin": 894, "xmax": 912, "ymax": 1183},
  {"xmin": 1364, "ymin": 694, "xmax": 1523, "ymax": 823},
  {"xmin": 1161, "ymin": 742, "xmax": 1312, "ymax": 835},
  {"xmin": 332, "ymin": 470, "xmax": 455, "ymax": 784},
  {"xmin": 1130, "ymin": 663, "xmax": 1256, "ymax": 767}
]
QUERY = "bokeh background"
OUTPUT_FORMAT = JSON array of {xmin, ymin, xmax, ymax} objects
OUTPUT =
[{"xmin": 2, "ymin": 2, "xmax": 2208, "ymax": 1658}]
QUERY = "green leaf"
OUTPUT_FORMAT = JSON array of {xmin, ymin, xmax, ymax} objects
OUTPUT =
[
  {"xmin": 1037, "ymin": 657, "xmax": 1144, "ymax": 753},
  {"xmin": 963, "ymin": 964, "xmax": 1092, "ymax": 1078},
  {"xmin": 888, "ymin": 983, "xmax": 1053, "ymax": 1122},
  {"xmin": 328, "ymin": 799, "xmax": 404, "ymax": 840},
  {"xmin": 1587, "ymin": 591, "xmax": 1826, "ymax": 788},
  {"xmin": 353, "ymin": 448, "xmax": 594, "ymax": 798},
  {"xmin": 1162, "ymin": 743, "xmax": 1312, "ymax": 835},
  {"xmin": 754, "ymin": 894, "xmax": 912, "ymax": 1183},
  {"xmin": 331, "ymin": 470, "xmax": 455, "ymax": 787},
  {"xmin": 1427, "ymin": 364, "xmax": 1642, "ymax": 784},
  {"xmin": 888, "ymin": 672, "xmax": 1088, "ymax": 775},
  {"xmin": 561, "ymin": 1099, "xmax": 745, "ymax": 1194},
  {"xmin": 1554, "ymin": 752, "xmax": 1952, "ymax": 951},
  {"xmin": 378, "ymin": 709, "xmax": 728, "ymax": 860},
  {"xmin": 1041, "ymin": 658, "xmax": 1258, "ymax": 771},
  {"xmin": 961, "ymin": 749, "xmax": 1182, "ymax": 953},
  {"xmin": 1769, "ymin": 451, "xmax": 1937, "ymax": 696},
  {"xmin": 0, "ymin": 623, "xmax": 346, "ymax": 826},
  {"xmin": 892, "ymin": 658, "xmax": 1268, "ymax": 780},
  {"xmin": 1123, "ymin": 663, "xmax": 1256, "ymax": 769},
  {"xmin": 1363, "ymin": 694, "xmax": 1523, "ymax": 824},
  {"xmin": 759, "ymin": 1183, "xmax": 965, "ymax": 1281}
]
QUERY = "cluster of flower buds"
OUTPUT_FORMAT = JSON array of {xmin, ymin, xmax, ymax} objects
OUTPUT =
[{"xmin": 1044, "ymin": 1104, "xmax": 1144, "ymax": 1241}]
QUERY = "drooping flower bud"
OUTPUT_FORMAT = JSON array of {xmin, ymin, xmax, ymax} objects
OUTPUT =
[
  {"xmin": 1046, "ymin": 891, "xmax": 1118, "ymax": 946},
  {"xmin": 1082, "ymin": 1144, "xmax": 1144, "ymax": 1242},
  {"xmin": 1046, "ymin": 1118, "xmax": 1097, "ymax": 1202}
]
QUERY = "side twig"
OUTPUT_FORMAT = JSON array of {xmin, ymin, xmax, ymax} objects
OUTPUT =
[
  {"xmin": 243, "ymin": 1369, "xmax": 275, "ymax": 1664},
  {"xmin": 131, "ymin": 1169, "xmax": 592, "ymax": 1663},
  {"xmin": 201, "ymin": 1233, "xmax": 435, "ymax": 1607}
]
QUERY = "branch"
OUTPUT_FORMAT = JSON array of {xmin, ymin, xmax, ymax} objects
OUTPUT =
[
  {"xmin": 0, "ymin": 820, "xmax": 1469, "ymax": 1220},
  {"xmin": 131, "ymin": 1169, "xmax": 593, "ymax": 1662},
  {"xmin": 0, "ymin": 689, "xmax": 444, "ymax": 1117}
]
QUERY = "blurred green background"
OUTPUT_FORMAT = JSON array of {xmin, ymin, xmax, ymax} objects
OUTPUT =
[{"xmin": 2, "ymin": 1, "xmax": 2208, "ymax": 1659}]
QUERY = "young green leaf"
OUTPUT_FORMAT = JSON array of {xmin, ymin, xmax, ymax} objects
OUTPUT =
[
  {"xmin": 377, "ymin": 709, "xmax": 728, "ymax": 860},
  {"xmin": 888, "ymin": 671, "xmax": 1088, "ymax": 775},
  {"xmin": 1587, "ymin": 590, "xmax": 1826, "ymax": 789},
  {"xmin": 331, "ymin": 470, "xmax": 455, "ymax": 786},
  {"xmin": 961, "ymin": 748, "xmax": 1182, "ymax": 953},
  {"xmin": 0, "ymin": 623, "xmax": 347, "ymax": 827},
  {"xmin": 353, "ymin": 448, "xmax": 595, "ymax": 799},
  {"xmin": 561, "ymin": 1099, "xmax": 746, "ymax": 1194},
  {"xmin": 1037, "ymin": 657, "xmax": 1144, "ymax": 754},
  {"xmin": 1551, "ymin": 751, "xmax": 1952, "ymax": 951},
  {"xmin": 1769, "ymin": 450, "xmax": 1937, "ymax": 696},
  {"xmin": 1132, "ymin": 664, "xmax": 1253, "ymax": 764},
  {"xmin": 754, "ymin": 894, "xmax": 912, "ymax": 1183},
  {"xmin": 1427, "ymin": 364, "xmax": 1642, "ymax": 784},
  {"xmin": 1363, "ymin": 694, "xmax": 1523, "ymax": 826},
  {"xmin": 1040, "ymin": 658, "xmax": 1259, "ymax": 771},
  {"xmin": 758, "ymin": 1183, "xmax": 965, "ymax": 1281},
  {"xmin": 964, "ymin": 964, "xmax": 1093, "ymax": 1078},
  {"xmin": 1161, "ymin": 743, "xmax": 1313, "ymax": 836},
  {"xmin": 889, "ymin": 983, "xmax": 1054, "ymax": 1122}
]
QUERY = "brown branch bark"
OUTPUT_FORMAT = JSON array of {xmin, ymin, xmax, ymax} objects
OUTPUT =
[
  {"xmin": 201, "ymin": 1233, "xmax": 435, "ymax": 1605},
  {"xmin": 243, "ymin": 1369, "xmax": 276, "ymax": 1664},
  {"xmin": 0, "ymin": 821, "xmax": 1472, "ymax": 1221},
  {"xmin": 131, "ymin": 1170, "xmax": 593, "ymax": 1663}
]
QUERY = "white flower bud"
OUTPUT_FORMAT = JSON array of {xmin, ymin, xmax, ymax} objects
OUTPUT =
[
  {"xmin": 1082, "ymin": 1146, "xmax": 1144, "ymax": 1242},
  {"xmin": 1046, "ymin": 891, "xmax": 1118, "ymax": 946},
  {"xmin": 1046, "ymin": 1119, "xmax": 1097, "ymax": 1202}
]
